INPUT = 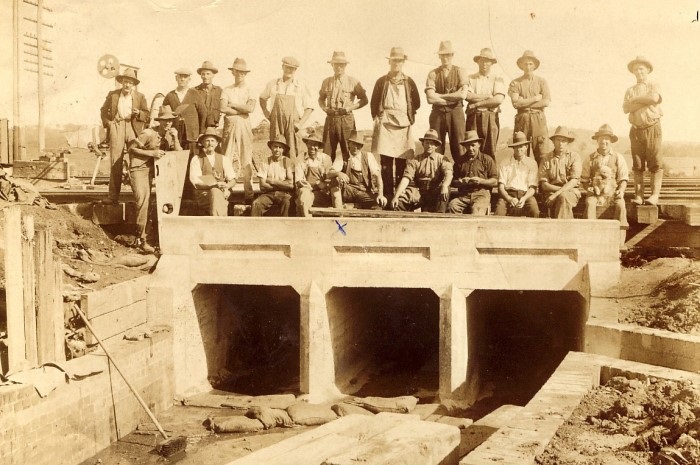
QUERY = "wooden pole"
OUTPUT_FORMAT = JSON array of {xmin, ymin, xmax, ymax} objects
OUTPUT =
[
  {"xmin": 53, "ymin": 258, "xmax": 65, "ymax": 362},
  {"xmin": 4, "ymin": 206, "xmax": 27, "ymax": 370},
  {"xmin": 35, "ymin": 226, "xmax": 56, "ymax": 364},
  {"xmin": 22, "ymin": 214, "xmax": 38, "ymax": 366},
  {"xmin": 36, "ymin": 0, "xmax": 45, "ymax": 154},
  {"xmin": 13, "ymin": 0, "xmax": 21, "ymax": 161}
]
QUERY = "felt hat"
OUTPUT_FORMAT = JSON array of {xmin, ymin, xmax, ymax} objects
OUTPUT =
[
  {"xmin": 267, "ymin": 134, "xmax": 289, "ymax": 150},
  {"xmin": 387, "ymin": 47, "xmax": 408, "ymax": 60},
  {"xmin": 281, "ymin": 56, "xmax": 300, "ymax": 68},
  {"xmin": 116, "ymin": 68, "xmax": 140, "ymax": 85},
  {"xmin": 197, "ymin": 127, "xmax": 221, "ymax": 145},
  {"xmin": 473, "ymin": 48, "xmax": 497, "ymax": 63},
  {"xmin": 174, "ymin": 67, "xmax": 192, "ymax": 76},
  {"xmin": 346, "ymin": 131, "xmax": 365, "ymax": 146},
  {"xmin": 328, "ymin": 51, "xmax": 349, "ymax": 64},
  {"xmin": 460, "ymin": 130, "xmax": 483, "ymax": 146},
  {"xmin": 627, "ymin": 56, "xmax": 653, "ymax": 73},
  {"xmin": 508, "ymin": 131, "xmax": 531, "ymax": 147},
  {"xmin": 197, "ymin": 60, "xmax": 218, "ymax": 74},
  {"xmin": 419, "ymin": 129, "xmax": 443, "ymax": 145},
  {"xmin": 302, "ymin": 133, "xmax": 324, "ymax": 146},
  {"xmin": 549, "ymin": 126, "xmax": 575, "ymax": 142},
  {"xmin": 228, "ymin": 58, "xmax": 250, "ymax": 73},
  {"xmin": 591, "ymin": 124, "xmax": 618, "ymax": 143},
  {"xmin": 154, "ymin": 105, "xmax": 178, "ymax": 121},
  {"xmin": 437, "ymin": 41, "xmax": 454, "ymax": 55},
  {"xmin": 516, "ymin": 50, "xmax": 540, "ymax": 70}
]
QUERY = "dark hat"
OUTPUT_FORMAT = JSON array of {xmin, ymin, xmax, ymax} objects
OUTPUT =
[
  {"xmin": 197, "ymin": 127, "xmax": 221, "ymax": 145},
  {"xmin": 155, "ymin": 105, "xmax": 178, "ymax": 121},
  {"xmin": 387, "ymin": 47, "xmax": 408, "ymax": 60},
  {"xmin": 473, "ymin": 48, "xmax": 497, "ymax": 63},
  {"xmin": 508, "ymin": 131, "xmax": 531, "ymax": 147},
  {"xmin": 174, "ymin": 67, "xmax": 193, "ymax": 76},
  {"xmin": 437, "ymin": 41, "xmax": 455, "ymax": 55},
  {"xmin": 116, "ymin": 68, "xmax": 140, "ymax": 85},
  {"xmin": 267, "ymin": 135, "xmax": 289, "ymax": 150},
  {"xmin": 302, "ymin": 133, "xmax": 323, "ymax": 146},
  {"xmin": 549, "ymin": 126, "xmax": 575, "ymax": 142},
  {"xmin": 228, "ymin": 58, "xmax": 250, "ymax": 73},
  {"xmin": 197, "ymin": 60, "xmax": 218, "ymax": 74},
  {"xmin": 627, "ymin": 56, "xmax": 653, "ymax": 73},
  {"xmin": 591, "ymin": 124, "xmax": 618, "ymax": 143},
  {"xmin": 346, "ymin": 131, "xmax": 365, "ymax": 146},
  {"xmin": 516, "ymin": 50, "xmax": 540, "ymax": 70},
  {"xmin": 419, "ymin": 129, "xmax": 443, "ymax": 145},
  {"xmin": 328, "ymin": 51, "xmax": 349, "ymax": 64},
  {"xmin": 460, "ymin": 130, "xmax": 483, "ymax": 146},
  {"xmin": 282, "ymin": 56, "xmax": 300, "ymax": 68}
]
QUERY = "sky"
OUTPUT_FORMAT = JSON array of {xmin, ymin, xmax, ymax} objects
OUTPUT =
[{"xmin": 1, "ymin": 0, "xmax": 700, "ymax": 143}]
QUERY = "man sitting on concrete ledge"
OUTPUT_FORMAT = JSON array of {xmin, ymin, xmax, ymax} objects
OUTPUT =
[
  {"xmin": 495, "ymin": 131, "xmax": 540, "ymax": 218},
  {"xmin": 295, "ymin": 133, "xmax": 342, "ymax": 217},
  {"xmin": 332, "ymin": 131, "xmax": 387, "ymax": 210},
  {"xmin": 251, "ymin": 135, "xmax": 295, "ymax": 217},
  {"xmin": 447, "ymin": 130, "xmax": 496, "ymax": 215},
  {"xmin": 189, "ymin": 127, "xmax": 236, "ymax": 216}
]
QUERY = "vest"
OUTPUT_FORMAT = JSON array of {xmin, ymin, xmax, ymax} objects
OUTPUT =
[
  {"xmin": 199, "ymin": 152, "xmax": 225, "ymax": 180},
  {"xmin": 345, "ymin": 152, "xmax": 378, "ymax": 194},
  {"xmin": 435, "ymin": 67, "xmax": 463, "ymax": 112}
]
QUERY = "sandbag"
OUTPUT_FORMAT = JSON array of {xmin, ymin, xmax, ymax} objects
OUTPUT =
[
  {"xmin": 205, "ymin": 416, "xmax": 264, "ymax": 433},
  {"xmin": 332, "ymin": 402, "xmax": 374, "ymax": 417},
  {"xmin": 287, "ymin": 403, "xmax": 338, "ymax": 426},
  {"xmin": 348, "ymin": 396, "xmax": 418, "ymax": 414},
  {"xmin": 246, "ymin": 406, "xmax": 294, "ymax": 429}
]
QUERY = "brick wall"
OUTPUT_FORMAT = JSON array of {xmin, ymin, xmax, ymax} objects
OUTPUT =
[{"xmin": 0, "ymin": 330, "xmax": 174, "ymax": 465}]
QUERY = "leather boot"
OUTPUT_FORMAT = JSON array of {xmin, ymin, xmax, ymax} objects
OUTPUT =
[
  {"xmin": 645, "ymin": 169, "xmax": 663, "ymax": 205},
  {"xmin": 631, "ymin": 170, "xmax": 644, "ymax": 205},
  {"xmin": 620, "ymin": 228, "xmax": 628, "ymax": 251}
]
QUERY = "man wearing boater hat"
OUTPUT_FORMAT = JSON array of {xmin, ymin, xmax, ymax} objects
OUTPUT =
[
  {"xmin": 508, "ymin": 51, "xmax": 551, "ymax": 164},
  {"xmin": 538, "ymin": 126, "xmax": 582, "ymax": 219},
  {"xmin": 163, "ymin": 67, "xmax": 207, "ymax": 154},
  {"xmin": 447, "ymin": 130, "xmax": 497, "ymax": 215},
  {"xmin": 465, "ymin": 48, "xmax": 506, "ymax": 158},
  {"xmin": 425, "ymin": 41, "xmax": 468, "ymax": 160},
  {"xmin": 251, "ymin": 135, "xmax": 295, "ymax": 217},
  {"xmin": 99, "ymin": 68, "xmax": 150, "ymax": 205},
  {"xmin": 195, "ymin": 60, "xmax": 223, "ymax": 129},
  {"xmin": 319, "ymin": 51, "xmax": 368, "ymax": 163},
  {"xmin": 623, "ymin": 56, "xmax": 663, "ymax": 206},
  {"xmin": 295, "ymin": 133, "xmax": 342, "ymax": 217},
  {"xmin": 391, "ymin": 129, "xmax": 453, "ymax": 213},
  {"xmin": 189, "ymin": 128, "xmax": 236, "ymax": 216},
  {"xmin": 495, "ymin": 131, "xmax": 540, "ymax": 218},
  {"xmin": 127, "ymin": 105, "xmax": 182, "ymax": 253}
]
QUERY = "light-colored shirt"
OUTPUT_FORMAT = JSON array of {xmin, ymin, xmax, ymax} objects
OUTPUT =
[
  {"xmin": 538, "ymin": 150, "xmax": 582, "ymax": 185},
  {"xmin": 319, "ymin": 75, "xmax": 366, "ymax": 111},
  {"xmin": 466, "ymin": 72, "xmax": 507, "ymax": 111},
  {"xmin": 189, "ymin": 151, "xmax": 236, "ymax": 186},
  {"xmin": 402, "ymin": 152, "xmax": 453, "ymax": 184},
  {"xmin": 498, "ymin": 156, "xmax": 539, "ymax": 191},
  {"xmin": 259, "ymin": 156, "xmax": 293, "ymax": 183},
  {"xmin": 624, "ymin": 80, "xmax": 662, "ymax": 128},
  {"xmin": 508, "ymin": 75, "xmax": 550, "ymax": 107},
  {"xmin": 581, "ymin": 150, "xmax": 629, "ymax": 184},
  {"xmin": 295, "ymin": 152, "xmax": 342, "ymax": 181},
  {"xmin": 347, "ymin": 151, "xmax": 381, "ymax": 175},
  {"xmin": 174, "ymin": 88, "xmax": 188, "ymax": 105},
  {"xmin": 260, "ymin": 78, "xmax": 312, "ymax": 118},
  {"xmin": 117, "ymin": 92, "xmax": 132, "ymax": 119},
  {"xmin": 221, "ymin": 84, "xmax": 257, "ymax": 112}
]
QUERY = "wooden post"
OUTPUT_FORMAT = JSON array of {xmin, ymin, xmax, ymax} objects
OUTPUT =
[
  {"xmin": 4, "ymin": 206, "xmax": 26, "ymax": 370},
  {"xmin": 53, "ymin": 258, "xmax": 66, "ymax": 362},
  {"xmin": 0, "ymin": 119, "xmax": 9, "ymax": 165},
  {"xmin": 13, "ymin": 0, "xmax": 21, "ymax": 160},
  {"xmin": 37, "ymin": 0, "xmax": 46, "ymax": 154},
  {"xmin": 22, "ymin": 214, "xmax": 38, "ymax": 366},
  {"xmin": 35, "ymin": 226, "xmax": 56, "ymax": 364}
]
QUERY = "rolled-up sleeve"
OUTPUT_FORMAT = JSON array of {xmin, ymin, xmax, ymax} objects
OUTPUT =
[
  {"xmin": 402, "ymin": 159, "xmax": 418, "ymax": 182},
  {"xmin": 615, "ymin": 154, "xmax": 629, "ymax": 182},
  {"xmin": 425, "ymin": 70, "xmax": 437, "ymax": 92}
]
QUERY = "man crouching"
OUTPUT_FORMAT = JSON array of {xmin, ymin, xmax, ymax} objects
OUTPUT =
[{"xmin": 332, "ymin": 131, "xmax": 387, "ymax": 209}]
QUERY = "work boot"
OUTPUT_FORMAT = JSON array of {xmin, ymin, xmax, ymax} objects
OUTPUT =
[
  {"xmin": 631, "ymin": 170, "xmax": 644, "ymax": 205},
  {"xmin": 619, "ymin": 228, "xmax": 628, "ymax": 252},
  {"xmin": 136, "ymin": 238, "xmax": 155, "ymax": 254},
  {"xmin": 645, "ymin": 169, "xmax": 663, "ymax": 205}
]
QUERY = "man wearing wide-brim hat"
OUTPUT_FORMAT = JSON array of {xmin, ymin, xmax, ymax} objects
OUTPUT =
[
  {"xmin": 447, "ymin": 130, "xmax": 497, "ymax": 215},
  {"xmin": 251, "ymin": 135, "xmax": 295, "ymax": 217},
  {"xmin": 370, "ymin": 46, "xmax": 421, "ymax": 199},
  {"xmin": 494, "ymin": 131, "xmax": 540, "ymax": 218},
  {"xmin": 623, "ymin": 56, "xmax": 663, "ymax": 206},
  {"xmin": 163, "ymin": 67, "xmax": 207, "ymax": 154},
  {"xmin": 194, "ymin": 60, "xmax": 223, "ymax": 129},
  {"xmin": 581, "ymin": 124, "xmax": 630, "ymax": 248},
  {"xmin": 259, "ymin": 56, "xmax": 314, "ymax": 161},
  {"xmin": 188, "ymin": 127, "xmax": 236, "ymax": 216},
  {"xmin": 126, "ymin": 105, "xmax": 183, "ymax": 253},
  {"xmin": 508, "ymin": 50, "xmax": 551, "ymax": 164},
  {"xmin": 465, "ymin": 47, "xmax": 506, "ymax": 158},
  {"xmin": 425, "ymin": 41, "xmax": 468, "ymax": 160},
  {"xmin": 319, "ymin": 51, "xmax": 368, "ymax": 163},
  {"xmin": 537, "ymin": 126, "xmax": 582, "ymax": 219},
  {"xmin": 221, "ymin": 58, "xmax": 257, "ymax": 204},
  {"xmin": 99, "ymin": 68, "xmax": 150, "ymax": 205},
  {"xmin": 295, "ymin": 132, "xmax": 343, "ymax": 217},
  {"xmin": 391, "ymin": 129, "xmax": 454, "ymax": 213},
  {"xmin": 333, "ymin": 131, "xmax": 387, "ymax": 209}
]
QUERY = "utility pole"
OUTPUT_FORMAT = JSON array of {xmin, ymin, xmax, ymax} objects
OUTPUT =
[{"xmin": 13, "ymin": 0, "xmax": 22, "ymax": 160}]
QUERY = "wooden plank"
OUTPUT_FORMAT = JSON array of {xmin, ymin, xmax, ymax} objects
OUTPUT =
[
  {"xmin": 21, "ymin": 214, "xmax": 37, "ymax": 366},
  {"xmin": 155, "ymin": 150, "xmax": 189, "ymax": 240},
  {"xmin": 84, "ymin": 300, "xmax": 148, "ymax": 345},
  {"xmin": 12, "ymin": 160, "xmax": 70, "ymax": 181},
  {"xmin": 35, "ymin": 227, "xmax": 57, "ymax": 364},
  {"xmin": 4, "ymin": 206, "xmax": 26, "ymax": 370},
  {"xmin": 80, "ymin": 275, "xmax": 150, "ymax": 319},
  {"xmin": 53, "ymin": 259, "xmax": 66, "ymax": 363},
  {"xmin": 0, "ymin": 118, "xmax": 9, "ymax": 165}
]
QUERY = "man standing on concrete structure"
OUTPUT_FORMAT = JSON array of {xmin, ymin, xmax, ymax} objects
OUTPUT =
[
  {"xmin": 295, "ymin": 133, "xmax": 342, "ymax": 217},
  {"xmin": 465, "ymin": 48, "xmax": 506, "ymax": 158},
  {"xmin": 333, "ymin": 131, "xmax": 387, "ymax": 210},
  {"xmin": 508, "ymin": 51, "xmax": 550, "ymax": 164},
  {"xmin": 391, "ymin": 129, "xmax": 453, "ymax": 213},
  {"xmin": 189, "ymin": 128, "xmax": 236, "ymax": 216},
  {"xmin": 538, "ymin": 126, "xmax": 582, "ymax": 219},
  {"xmin": 370, "ymin": 47, "xmax": 421, "ymax": 199},
  {"xmin": 195, "ymin": 61, "xmax": 223, "ymax": 129},
  {"xmin": 623, "ymin": 56, "xmax": 663, "ymax": 206},
  {"xmin": 99, "ymin": 68, "xmax": 150, "ymax": 205},
  {"xmin": 260, "ymin": 57, "xmax": 314, "ymax": 161},
  {"xmin": 163, "ymin": 68, "xmax": 207, "ymax": 154},
  {"xmin": 319, "ymin": 51, "xmax": 368, "ymax": 164},
  {"xmin": 425, "ymin": 41, "xmax": 467, "ymax": 160},
  {"xmin": 221, "ymin": 58, "xmax": 257, "ymax": 204},
  {"xmin": 127, "ymin": 106, "xmax": 181, "ymax": 253},
  {"xmin": 251, "ymin": 135, "xmax": 295, "ymax": 217},
  {"xmin": 581, "ymin": 124, "xmax": 629, "ymax": 248},
  {"xmin": 495, "ymin": 131, "xmax": 540, "ymax": 218},
  {"xmin": 447, "ymin": 130, "xmax": 497, "ymax": 215}
]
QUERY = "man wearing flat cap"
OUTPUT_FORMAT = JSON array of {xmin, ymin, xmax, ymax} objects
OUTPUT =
[
  {"xmin": 391, "ymin": 129, "xmax": 453, "ymax": 213},
  {"xmin": 623, "ymin": 56, "xmax": 663, "ymax": 206},
  {"xmin": 99, "ymin": 68, "xmax": 150, "ymax": 205},
  {"xmin": 466, "ymin": 48, "xmax": 506, "ymax": 158},
  {"xmin": 163, "ymin": 67, "xmax": 207, "ymax": 154},
  {"xmin": 495, "ymin": 131, "xmax": 540, "ymax": 218},
  {"xmin": 260, "ymin": 57, "xmax": 314, "ymax": 161},
  {"xmin": 189, "ymin": 127, "xmax": 236, "ymax": 216},
  {"xmin": 195, "ymin": 60, "xmax": 223, "ymax": 129},
  {"xmin": 295, "ymin": 133, "xmax": 342, "ymax": 217},
  {"xmin": 319, "ymin": 51, "xmax": 368, "ymax": 164},
  {"xmin": 252, "ymin": 135, "xmax": 295, "ymax": 216},
  {"xmin": 370, "ymin": 46, "xmax": 421, "ymax": 199},
  {"xmin": 425, "ymin": 41, "xmax": 468, "ymax": 160},
  {"xmin": 447, "ymin": 130, "xmax": 497, "ymax": 215},
  {"xmin": 221, "ymin": 58, "xmax": 257, "ymax": 204},
  {"xmin": 508, "ymin": 50, "xmax": 551, "ymax": 164},
  {"xmin": 538, "ymin": 126, "xmax": 582, "ymax": 219}
]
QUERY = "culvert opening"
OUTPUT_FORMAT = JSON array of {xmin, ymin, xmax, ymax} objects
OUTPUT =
[
  {"xmin": 193, "ymin": 284, "xmax": 300, "ymax": 395},
  {"xmin": 326, "ymin": 287, "xmax": 439, "ymax": 400},
  {"xmin": 468, "ymin": 290, "xmax": 587, "ymax": 408}
]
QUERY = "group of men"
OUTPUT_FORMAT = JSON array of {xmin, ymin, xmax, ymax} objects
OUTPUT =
[{"xmin": 99, "ymin": 44, "xmax": 662, "ymax": 251}]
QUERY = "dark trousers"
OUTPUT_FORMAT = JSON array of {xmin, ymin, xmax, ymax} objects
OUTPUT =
[
  {"xmin": 630, "ymin": 123, "xmax": 662, "ymax": 172},
  {"xmin": 429, "ymin": 106, "xmax": 465, "ymax": 160},
  {"xmin": 514, "ymin": 111, "xmax": 548, "ymax": 164},
  {"xmin": 380, "ymin": 155, "xmax": 406, "ymax": 199},
  {"xmin": 323, "ymin": 113, "xmax": 355, "ymax": 162},
  {"xmin": 494, "ymin": 189, "xmax": 540, "ymax": 217},
  {"xmin": 394, "ymin": 186, "xmax": 447, "ymax": 213},
  {"xmin": 251, "ymin": 191, "xmax": 292, "ymax": 217},
  {"xmin": 129, "ymin": 166, "xmax": 153, "ymax": 240},
  {"xmin": 466, "ymin": 110, "xmax": 500, "ymax": 158}
]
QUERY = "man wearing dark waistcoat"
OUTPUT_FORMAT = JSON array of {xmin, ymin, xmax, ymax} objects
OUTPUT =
[
  {"xmin": 333, "ymin": 131, "xmax": 387, "ymax": 209},
  {"xmin": 194, "ymin": 60, "xmax": 223, "ymax": 129},
  {"xmin": 188, "ymin": 127, "xmax": 236, "ymax": 216}
]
